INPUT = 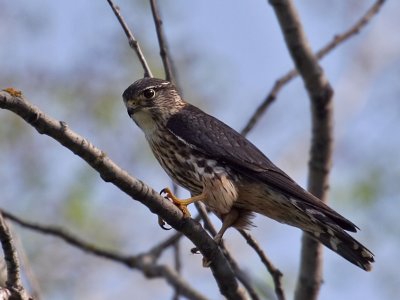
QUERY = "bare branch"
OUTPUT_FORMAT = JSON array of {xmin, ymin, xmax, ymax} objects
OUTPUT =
[
  {"xmin": 242, "ymin": 0, "xmax": 386, "ymax": 136},
  {"xmin": 241, "ymin": 68, "xmax": 295, "ymax": 136},
  {"xmin": 1, "ymin": 210, "xmax": 207, "ymax": 300},
  {"xmin": 194, "ymin": 203, "xmax": 261, "ymax": 300},
  {"xmin": 194, "ymin": 202, "xmax": 284, "ymax": 300},
  {"xmin": 0, "ymin": 212, "xmax": 30, "ymax": 300},
  {"xmin": 149, "ymin": 0, "xmax": 177, "ymax": 84},
  {"xmin": 0, "ymin": 89, "xmax": 245, "ymax": 300},
  {"xmin": 149, "ymin": 232, "xmax": 184, "ymax": 258},
  {"xmin": 106, "ymin": 0, "xmax": 153, "ymax": 77},
  {"xmin": 238, "ymin": 230, "xmax": 285, "ymax": 300},
  {"xmin": 315, "ymin": 0, "xmax": 386, "ymax": 60},
  {"xmin": 269, "ymin": 0, "xmax": 334, "ymax": 298}
]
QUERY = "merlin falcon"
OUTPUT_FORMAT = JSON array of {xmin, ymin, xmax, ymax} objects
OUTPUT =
[{"xmin": 123, "ymin": 77, "xmax": 374, "ymax": 271}]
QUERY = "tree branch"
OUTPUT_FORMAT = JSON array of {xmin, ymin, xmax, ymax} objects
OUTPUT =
[
  {"xmin": 194, "ymin": 203, "xmax": 260, "ymax": 300},
  {"xmin": 106, "ymin": 0, "xmax": 153, "ymax": 77},
  {"xmin": 8, "ymin": 227, "xmax": 42, "ymax": 300},
  {"xmin": 238, "ymin": 230, "xmax": 285, "ymax": 300},
  {"xmin": 242, "ymin": 0, "xmax": 386, "ymax": 136},
  {"xmin": 0, "ymin": 89, "xmax": 245, "ymax": 300},
  {"xmin": 1, "ymin": 209, "xmax": 207, "ymax": 300},
  {"xmin": 0, "ymin": 212, "xmax": 31, "ymax": 300},
  {"xmin": 149, "ymin": 0, "xmax": 177, "ymax": 84},
  {"xmin": 268, "ymin": 0, "xmax": 335, "ymax": 299}
]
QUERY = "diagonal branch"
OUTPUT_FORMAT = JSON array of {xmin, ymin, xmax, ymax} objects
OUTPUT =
[
  {"xmin": 1, "ymin": 209, "xmax": 207, "ymax": 300},
  {"xmin": 0, "ymin": 212, "xmax": 31, "ymax": 300},
  {"xmin": 242, "ymin": 0, "xmax": 386, "ymax": 136},
  {"xmin": 0, "ymin": 89, "xmax": 245, "ymax": 300},
  {"xmin": 106, "ymin": 0, "xmax": 153, "ymax": 77},
  {"xmin": 149, "ymin": 0, "xmax": 177, "ymax": 84},
  {"xmin": 238, "ymin": 230, "xmax": 285, "ymax": 300}
]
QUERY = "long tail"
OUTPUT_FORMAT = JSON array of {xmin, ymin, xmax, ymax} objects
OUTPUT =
[{"xmin": 307, "ymin": 226, "xmax": 374, "ymax": 271}]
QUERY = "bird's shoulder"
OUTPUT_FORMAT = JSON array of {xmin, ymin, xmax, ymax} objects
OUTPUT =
[
  {"xmin": 167, "ymin": 104, "xmax": 287, "ymax": 175},
  {"xmin": 166, "ymin": 104, "xmax": 357, "ymax": 231}
]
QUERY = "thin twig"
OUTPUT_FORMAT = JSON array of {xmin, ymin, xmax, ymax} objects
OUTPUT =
[
  {"xmin": 315, "ymin": 0, "xmax": 386, "ymax": 60},
  {"xmin": 149, "ymin": 0, "xmax": 177, "ymax": 84},
  {"xmin": 242, "ymin": 0, "xmax": 386, "ymax": 136},
  {"xmin": 238, "ymin": 230, "xmax": 285, "ymax": 300},
  {"xmin": 1, "ymin": 210, "xmax": 207, "ymax": 300},
  {"xmin": 194, "ymin": 203, "xmax": 261, "ymax": 300},
  {"xmin": 106, "ymin": 0, "xmax": 153, "ymax": 77},
  {"xmin": 0, "ymin": 212, "xmax": 30, "ymax": 300},
  {"xmin": 195, "ymin": 203, "xmax": 282, "ymax": 300},
  {"xmin": 149, "ymin": 232, "xmax": 184, "ymax": 258}
]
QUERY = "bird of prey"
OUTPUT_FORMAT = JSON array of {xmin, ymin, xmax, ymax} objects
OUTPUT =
[{"xmin": 122, "ymin": 77, "xmax": 374, "ymax": 271}]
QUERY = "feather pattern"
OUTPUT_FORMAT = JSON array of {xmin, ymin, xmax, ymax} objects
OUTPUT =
[
  {"xmin": 124, "ymin": 77, "xmax": 374, "ymax": 271},
  {"xmin": 167, "ymin": 104, "xmax": 357, "ymax": 231}
]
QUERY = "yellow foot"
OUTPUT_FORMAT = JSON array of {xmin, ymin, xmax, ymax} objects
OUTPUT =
[{"xmin": 160, "ymin": 187, "xmax": 191, "ymax": 218}]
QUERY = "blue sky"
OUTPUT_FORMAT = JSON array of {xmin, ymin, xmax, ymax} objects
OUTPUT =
[{"xmin": 1, "ymin": 1, "xmax": 399, "ymax": 299}]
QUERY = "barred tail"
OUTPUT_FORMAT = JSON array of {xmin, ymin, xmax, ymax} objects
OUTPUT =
[{"xmin": 308, "ymin": 227, "xmax": 374, "ymax": 271}]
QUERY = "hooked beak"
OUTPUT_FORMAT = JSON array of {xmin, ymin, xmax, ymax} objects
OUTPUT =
[
  {"xmin": 126, "ymin": 102, "xmax": 141, "ymax": 117},
  {"xmin": 127, "ymin": 107, "xmax": 136, "ymax": 117}
]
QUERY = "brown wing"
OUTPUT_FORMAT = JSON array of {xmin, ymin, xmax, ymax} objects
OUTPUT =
[{"xmin": 167, "ymin": 104, "xmax": 357, "ymax": 232}]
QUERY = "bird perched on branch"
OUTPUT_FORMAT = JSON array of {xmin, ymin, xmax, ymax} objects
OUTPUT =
[{"xmin": 122, "ymin": 77, "xmax": 374, "ymax": 271}]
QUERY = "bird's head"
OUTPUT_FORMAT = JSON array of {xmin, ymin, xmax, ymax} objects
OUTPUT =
[{"xmin": 122, "ymin": 78, "xmax": 185, "ymax": 134}]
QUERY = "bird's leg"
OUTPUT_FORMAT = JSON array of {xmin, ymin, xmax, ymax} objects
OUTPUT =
[
  {"xmin": 201, "ymin": 209, "xmax": 240, "ymax": 267},
  {"xmin": 160, "ymin": 187, "xmax": 205, "ymax": 218},
  {"xmin": 214, "ymin": 209, "xmax": 240, "ymax": 245}
]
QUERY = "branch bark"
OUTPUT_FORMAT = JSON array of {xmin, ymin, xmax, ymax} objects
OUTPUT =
[
  {"xmin": 194, "ymin": 203, "xmax": 260, "ymax": 300},
  {"xmin": 0, "ymin": 212, "xmax": 31, "ymax": 300},
  {"xmin": 149, "ymin": 0, "xmax": 177, "ymax": 84},
  {"xmin": 238, "ymin": 230, "xmax": 285, "ymax": 300},
  {"xmin": 2, "ymin": 209, "xmax": 206, "ymax": 300},
  {"xmin": 106, "ymin": 0, "xmax": 153, "ymax": 77},
  {"xmin": 269, "ymin": 0, "xmax": 334, "ymax": 299},
  {"xmin": 0, "ymin": 89, "xmax": 245, "ymax": 300}
]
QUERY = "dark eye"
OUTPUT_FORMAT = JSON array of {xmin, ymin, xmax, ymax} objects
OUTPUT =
[{"xmin": 143, "ymin": 88, "xmax": 156, "ymax": 99}]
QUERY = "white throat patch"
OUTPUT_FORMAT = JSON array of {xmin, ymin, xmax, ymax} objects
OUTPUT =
[{"xmin": 132, "ymin": 110, "xmax": 157, "ymax": 137}]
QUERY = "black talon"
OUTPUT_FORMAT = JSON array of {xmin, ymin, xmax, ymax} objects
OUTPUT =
[
  {"xmin": 158, "ymin": 216, "xmax": 172, "ymax": 230},
  {"xmin": 190, "ymin": 247, "xmax": 200, "ymax": 254}
]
